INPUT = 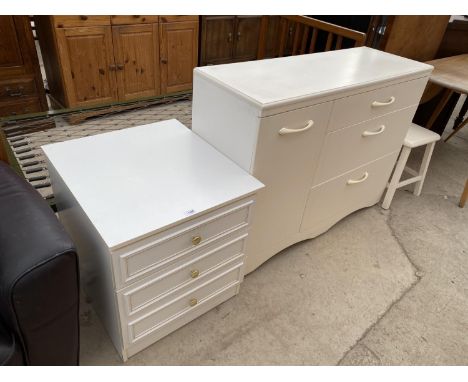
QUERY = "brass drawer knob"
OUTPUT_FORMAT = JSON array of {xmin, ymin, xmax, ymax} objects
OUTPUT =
[
  {"xmin": 191, "ymin": 235, "xmax": 202, "ymax": 246},
  {"xmin": 189, "ymin": 298, "xmax": 198, "ymax": 307},
  {"xmin": 190, "ymin": 269, "xmax": 200, "ymax": 279}
]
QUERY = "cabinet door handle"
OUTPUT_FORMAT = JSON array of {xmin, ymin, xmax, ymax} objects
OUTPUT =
[
  {"xmin": 5, "ymin": 87, "xmax": 24, "ymax": 97},
  {"xmin": 279, "ymin": 120, "xmax": 314, "ymax": 135},
  {"xmin": 362, "ymin": 125, "xmax": 386, "ymax": 137},
  {"xmin": 109, "ymin": 64, "xmax": 117, "ymax": 71},
  {"xmin": 227, "ymin": 32, "xmax": 233, "ymax": 42},
  {"xmin": 80, "ymin": 15, "xmax": 88, "ymax": 20},
  {"xmin": 161, "ymin": 58, "xmax": 168, "ymax": 64},
  {"xmin": 116, "ymin": 64, "xmax": 124, "ymax": 70},
  {"xmin": 371, "ymin": 96, "xmax": 395, "ymax": 107},
  {"xmin": 237, "ymin": 31, "xmax": 241, "ymax": 41},
  {"xmin": 347, "ymin": 172, "xmax": 369, "ymax": 185}
]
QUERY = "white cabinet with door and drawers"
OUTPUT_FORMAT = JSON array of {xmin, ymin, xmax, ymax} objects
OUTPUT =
[{"xmin": 192, "ymin": 46, "xmax": 433, "ymax": 274}]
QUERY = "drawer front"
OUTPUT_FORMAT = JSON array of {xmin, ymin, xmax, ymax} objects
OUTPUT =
[
  {"xmin": 111, "ymin": 16, "xmax": 159, "ymax": 25},
  {"xmin": 247, "ymin": 102, "xmax": 332, "ymax": 262},
  {"xmin": 314, "ymin": 105, "xmax": 417, "ymax": 185},
  {"xmin": 53, "ymin": 16, "xmax": 111, "ymax": 28},
  {"xmin": 119, "ymin": 235, "xmax": 246, "ymax": 316},
  {"xmin": 301, "ymin": 151, "xmax": 400, "ymax": 234},
  {"xmin": 125, "ymin": 283, "xmax": 238, "ymax": 358},
  {"xmin": 328, "ymin": 77, "xmax": 428, "ymax": 132},
  {"xmin": 127, "ymin": 262, "xmax": 242, "ymax": 341},
  {"xmin": 113, "ymin": 198, "xmax": 253, "ymax": 288},
  {"xmin": 0, "ymin": 78, "xmax": 37, "ymax": 102},
  {"xmin": 160, "ymin": 16, "xmax": 199, "ymax": 23},
  {"xmin": 0, "ymin": 98, "xmax": 42, "ymax": 117}
]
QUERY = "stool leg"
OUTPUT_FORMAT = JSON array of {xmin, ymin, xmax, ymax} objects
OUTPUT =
[
  {"xmin": 460, "ymin": 179, "xmax": 468, "ymax": 208},
  {"xmin": 413, "ymin": 141, "xmax": 436, "ymax": 196},
  {"xmin": 382, "ymin": 146, "xmax": 411, "ymax": 209}
]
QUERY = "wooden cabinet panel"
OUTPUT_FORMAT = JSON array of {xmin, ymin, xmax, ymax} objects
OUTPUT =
[
  {"xmin": 160, "ymin": 16, "xmax": 198, "ymax": 23},
  {"xmin": 0, "ymin": 97, "xmax": 42, "ymax": 117},
  {"xmin": 0, "ymin": 17, "xmax": 23, "ymax": 69},
  {"xmin": 111, "ymin": 16, "xmax": 159, "ymax": 25},
  {"xmin": 112, "ymin": 24, "xmax": 160, "ymax": 100},
  {"xmin": 200, "ymin": 16, "xmax": 262, "ymax": 65},
  {"xmin": 233, "ymin": 16, "xmax": 261, "ymax": 62},
  {"xmin": 160, "ymin": 21, "xmax": 198, "ymax": 94},
  {"xmin": 200, "ymin": 16, "xmax": 235, "ymax": 65},
  {"xmin": 56, "ymin": 26, "xmax": 118, "ymax": 107},
  {"xmin": 53, "ymin": 16, "xmax": 111, "ymax": 28},
  {"xmin": 0, "ymin": 16, "xmax": 47, "ymax": 117}
]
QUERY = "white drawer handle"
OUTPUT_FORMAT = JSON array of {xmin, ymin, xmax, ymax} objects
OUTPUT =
[
  {"xmin": 279, "ymin": 120, "xmax": 314, "ymax": 135},
  {"xmin": 347, "ymin": 172, "xmax": 369, "ymax": 185},
  {"xmin": 362, "ymin": 125, "xmax": 386, "ymax": 137},
  {"xmin": 371, "ymin": 96, "xmax": 395, "ymax": 107}
]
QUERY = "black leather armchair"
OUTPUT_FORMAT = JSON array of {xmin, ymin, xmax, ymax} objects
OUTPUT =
[{"xmin": 0, "ymin": 162, "xmax": 79, "ymax": 365}]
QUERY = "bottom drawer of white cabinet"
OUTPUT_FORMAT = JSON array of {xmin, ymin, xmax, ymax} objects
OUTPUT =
[
  {"xmin": 125, "ymin": 283, "xmax": 238, "ymax": 359},
  {"xmin": 300, "ymin": 151, "xmax": 399, "ymax": 234},
  {"xmin": 126, "ymin": 262, "xmax": 243, "ymax": 343}
]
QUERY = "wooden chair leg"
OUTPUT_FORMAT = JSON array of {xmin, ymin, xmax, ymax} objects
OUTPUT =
[
  {"xmin": 444, "ymin": 116, "xmax": 468, "ymax": 142},
  {"xmin": 382, "ymin": 146, "xmax": 411, "ymax": 210},
  {"xmin": 460, "ymin": 179, "xmax": 468, "ymax": 208},
  {"xmin": 414, "ymin": 141, "xmax": 436, "ymax": 196}
]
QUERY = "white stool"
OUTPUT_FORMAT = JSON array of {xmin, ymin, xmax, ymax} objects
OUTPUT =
[{"xmin": 382, "ymin": 123, "xmax": 440, "ymax": 209}]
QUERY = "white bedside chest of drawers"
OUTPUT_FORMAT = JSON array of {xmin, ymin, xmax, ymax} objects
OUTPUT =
[
  {"xmin": 42, "ymin": 120, "xmax": 263, "ymax": 361},
  {"xmin": 192, "ymin": 47, "xmax": 433, "ymax": 274}
]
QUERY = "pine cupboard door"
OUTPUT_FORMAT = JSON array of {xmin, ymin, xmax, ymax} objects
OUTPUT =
[
  {"xmin": 56, "ymin": 26, "xmax": 118, "ymax": 107},
  {"xmin": 233, "ymin": 16, "xmax": 261, "ymax": 62},
  {"xmin": 200, "ymin": 16, "xmax": 235, "ymax": 65},
  {"xmin": 160, "ymin": 21, "xmax": 199, "ymax": 94},
  {"xmin": 112, "ymin": 23, "xmax": 160, "ymax": 101}
]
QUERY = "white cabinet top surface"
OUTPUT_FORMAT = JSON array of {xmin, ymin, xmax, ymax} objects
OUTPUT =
[
  {"xmin": 195, "ymin": 47, "xmax": 433, "ymax": 110},
  {"xmin": 42, "ymin": 120, "xmax": 264, "ymax": 249}
]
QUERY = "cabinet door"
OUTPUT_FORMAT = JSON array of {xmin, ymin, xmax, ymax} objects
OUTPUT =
[
  {"xmin": 245, "ymin": 102, "xmax": 332, "ymax": 268},
  {"xmin": 159, "ymin": 21, "xmax": 198, "ymax": 94},
  {"xmin": 56, "ymin": 26, "xmax": 118, "ymax": 107},
  {"xmin": 200, "ymin": 16, "xmax": 235, "ymax": 65},
  {"xmin": 233, "ymin": 16, "xmax": 261, "ymax": 62},
  {"xmin": 112, "ymin": 24, "xmax": 160, "ymax": 101}
]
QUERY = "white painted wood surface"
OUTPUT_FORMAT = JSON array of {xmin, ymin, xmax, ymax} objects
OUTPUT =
[
  {"xmin": 195, "ymin": 47, "xmax": 433, "ymax": 116},
  {"xmin": 43, "ymin": 120, "xmax": 263, "ymax": 361},
  {"xmin": 43, "ymin": 120, "xmax": 263, "ymax": 249},
  {"xmin": 192, "ymin": 47, "xmax": 432, "ymax": 274}
]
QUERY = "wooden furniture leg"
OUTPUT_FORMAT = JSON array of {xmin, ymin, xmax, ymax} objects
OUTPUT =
[
  {"xmin": 426, "ymin": 88, "xmax": 453, "ymax": 131},
  {"xmin": 413, "ymin": 141, "xmax": 436, "ymax": 196},
  {"xmin": 460, "ymin": 179, "xmax": 468, "ymax": 208},
  {"xmin": 444, "ymin": 116, "xmax": 468, "ymax": 142},
  {"xmin": 381, "ymin": 146, "xmax": 412, "ymax": 209},
  {"xmin": 453, "ymin": 96, "xmax": 468, "ymax": 129}
]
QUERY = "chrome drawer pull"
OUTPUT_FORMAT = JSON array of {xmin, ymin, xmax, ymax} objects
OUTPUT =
[
  {"xmin": 362, "ymin": 125, "xmax": 386, "ymax": 137},
  {"xmin": 189, "ymin": 298, "xmax": 198, "ymax": 307},
  {"xmin": 279, "ymin": 120, "xmax": 314, "ymax": 135},
  {"xmin": 347, "ymin": 172, "xmax": 369, "ymax": 185},
  {"xmin": 371, "ymin": 96, "xmax": 395, "ymax": 107}
]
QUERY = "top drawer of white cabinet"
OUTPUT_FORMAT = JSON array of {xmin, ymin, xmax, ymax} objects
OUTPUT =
[{"xmin": 328, "ymin": 77, "xmax": 428, "ymax": 132}]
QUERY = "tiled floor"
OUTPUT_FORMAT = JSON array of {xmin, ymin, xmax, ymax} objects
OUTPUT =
[{"xmin": 6, "ymin": 97, "xmax": 192, "ymax": 200}]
